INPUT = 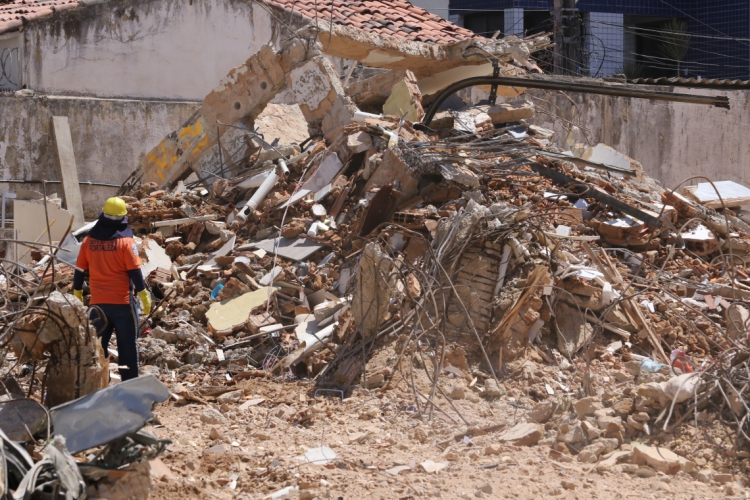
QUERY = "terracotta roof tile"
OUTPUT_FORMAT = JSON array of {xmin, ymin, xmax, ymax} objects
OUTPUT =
[
  {"xmin": 0, "ymin": 0, "xmax": 81, "ymax": 33},
  {"xmin": 265, "ymin": 0, "xmax": 477, "ymax": 45},
  {"xmin": 0, "ymin": 0, "xmax": 478, "ymax": 45}
]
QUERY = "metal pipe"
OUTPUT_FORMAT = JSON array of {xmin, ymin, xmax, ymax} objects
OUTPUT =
[
  {"xmin": 277, "ymin": 158, "xmax": 289, "ymax": 178},
  {"xmin": 150, "ymin": 214, "xmax": 218, "ymax": 228},
  {"xmin": 236, "ymin": 169, "xmax": 275, "ymax": 191},
  {"xmin": 422, "ymin": 76, "xmax": 731, "ymax": 126},
  {"xmin": 0, "ymin": 179, "xmax": 121, "ymax": 187},
  {"xmin": 237, "ymin": 169, "xmax": 280, "ymax": 223}
]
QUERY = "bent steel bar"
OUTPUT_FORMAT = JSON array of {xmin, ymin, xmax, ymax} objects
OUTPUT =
[{"xmin": 422, "ymin": 76, "xmax": 730, "ymax": 126}]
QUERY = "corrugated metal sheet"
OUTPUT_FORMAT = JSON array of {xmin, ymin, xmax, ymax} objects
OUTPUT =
[{"xmin": 629, "ymin": 77, "xmax": 750, "ymax": 89}]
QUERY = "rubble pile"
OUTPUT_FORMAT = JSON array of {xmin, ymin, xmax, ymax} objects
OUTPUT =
[
  {"xmin": 1, "ymin": 27, "xmax": 750, "ymax": 500},
  {"xmin": 112, "ymin": 81, "xmax": 750, "ymax": 491}
]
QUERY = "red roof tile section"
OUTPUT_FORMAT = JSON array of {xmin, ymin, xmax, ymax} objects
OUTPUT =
[
  {"xmin": 265, "ymin": 0, "xmax": 478, "ymax": 45},
  {"xmin": 0, "ymin": 0, "xmax": 477, "ymax": 45},
  {"xmin": 0, "ymin": 0, "xmax": 81, "ymax": 34}
]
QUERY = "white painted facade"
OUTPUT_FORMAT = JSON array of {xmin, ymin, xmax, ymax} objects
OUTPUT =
[{"xmin": 21, "ymin": 0, "xmax": 276, "ymax": 100}]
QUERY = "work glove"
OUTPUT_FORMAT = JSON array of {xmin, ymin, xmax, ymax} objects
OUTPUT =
[
  {"xmin": 73, "ymin": 289, "xmax": 84, "ymax": 304},
  {"xmin": 137, "ymin": 289, "xmax": 152, "ymax": 317}
]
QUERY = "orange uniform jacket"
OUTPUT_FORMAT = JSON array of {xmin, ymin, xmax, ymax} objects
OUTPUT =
[{"xmin": 76, "ymin": 236, "xmax": 142, "ymax": 305}]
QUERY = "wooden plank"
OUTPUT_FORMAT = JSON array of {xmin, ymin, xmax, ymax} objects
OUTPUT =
[
  {"xmin": 584, "ymin": 243, "xmax": 668, "ymax": 364},
  {"xmin": 51, "ymin": 116, "xmax": 85, "ymax": 229}
]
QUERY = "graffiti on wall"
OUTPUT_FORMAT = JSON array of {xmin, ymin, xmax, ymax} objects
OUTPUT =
[
  {"xmin": 143, "ymin": 119, "xmax": 210, "ymax": 183},
  {"xmin": 0, "ymin": 47, "xmax": 20, "ymax": 90}
]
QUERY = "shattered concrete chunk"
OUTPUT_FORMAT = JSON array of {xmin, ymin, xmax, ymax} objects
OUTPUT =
[
  {"xmin": 352, "ymin": 243, "xmax": 395, "ymax": 338},
  {"xmin": 498, "ymin": 423, "xmax": 543, "ymax": 446},
  {"xmin": 205, "ymin": 287, "xmax": 275, "ymax": 337}
]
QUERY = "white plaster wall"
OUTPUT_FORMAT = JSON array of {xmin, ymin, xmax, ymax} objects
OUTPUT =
[
  {"xmin": 528, "ymin": 88, "xmax": 750, "ymax": 191},
  {"xmin": 0, "ymin": 95, "xmax": 200, "ymax": 217},
  {"xmin": 410, "ymin": 0, "xmax": 450, "ymax": 20},
  {"xmin": 23, "ymin": 0, "xmax": 274, "ymax": 100}
]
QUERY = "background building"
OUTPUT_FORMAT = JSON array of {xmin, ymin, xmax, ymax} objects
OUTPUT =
[{"xmin": 449, "ymin": 0, "xmax": 750, "ymax": 79}]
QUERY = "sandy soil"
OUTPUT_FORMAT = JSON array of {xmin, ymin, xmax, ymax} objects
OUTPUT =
[{"xmin": 144, "ymin": 372, "xmax": 738, "ymax": 500}]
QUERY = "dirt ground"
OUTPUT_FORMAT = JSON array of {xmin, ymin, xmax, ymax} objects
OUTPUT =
[{"xmin": 144, "ymin": 373, "xmax": 740, "ymax": 500}]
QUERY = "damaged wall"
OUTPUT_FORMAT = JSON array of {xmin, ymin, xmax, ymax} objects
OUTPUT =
[
  {"xmin": 528, "ymin": 86, "xmax": 750, "ymax": 190},
  {"xmin": 22, "ymin": 0, "xmax": 275, "ymax": 100},
  {"xmin": 0, "ymin": 95, "xmax": 199, "ymax": 218}
]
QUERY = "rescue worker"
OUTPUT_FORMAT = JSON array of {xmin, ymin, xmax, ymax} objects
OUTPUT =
[{"xmin": 72, "ymin": 197, "xmax": 151, "ymax": 381}]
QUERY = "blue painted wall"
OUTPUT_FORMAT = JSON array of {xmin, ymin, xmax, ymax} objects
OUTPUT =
[{"xmin": 450, "ymin": 0, "xmax": 750, "ymax": 79}]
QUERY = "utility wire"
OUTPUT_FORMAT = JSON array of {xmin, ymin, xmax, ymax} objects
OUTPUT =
[{"xmin": 655, "ymin": 0, "xmax": 750, "ymax": 48}]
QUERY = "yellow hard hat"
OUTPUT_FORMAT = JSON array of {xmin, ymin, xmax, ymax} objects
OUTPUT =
[{"xmin": 102, "ymin": 197, "xmax": 127, "ymax": 217}]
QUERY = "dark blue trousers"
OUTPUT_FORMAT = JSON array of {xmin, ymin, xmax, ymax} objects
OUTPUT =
[{"xmin": 90, "ymin": 299, "xmax": 140, "ymax": 381}]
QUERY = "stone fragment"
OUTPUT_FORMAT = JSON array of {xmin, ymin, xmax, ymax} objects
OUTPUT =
[
  {"xmin": 580, "ymin": 421, "xmax": 601, "ymax": 440},
  {"xmin": 200, "ymin": 408, "xmax": 226, "ymax": 425},
  {"xmin": 382, "ymin": 70, "xmax": 424, "ymax": 123},
  {"xmin": 448, "ymin": 385, "xmax": 466, "ymax": 400},
  {"xmin": 695, "ymin": 469, "xmax": 713, "ymax": 483},
  {"xmin": 205, "ymin": 287, "xmax": 274, "ymax": 336},
  {"xmin": 713, "ymin": 473, "xmax": 733, "ymax": 484},
  {"xmin": 151, "ymin": 326, "xmax": 178, "ymax": 343},
  {"xmin": 555, "ymin": 302, "xmax": 593, "ymax": 356},
  {"xmin": 205, "ymin": 444, "xmax": 227, "ymax": 454},
  {"xmin": 558, "ymin": 422, "xmax": 584, "ymax": 445},
  {"xmin": 596, "ymin": 451, "xmax": 632, "ymax": 471},
  {"xmin": 527, "ymin": 400, "xmax": 556, "ymax": 423},
  {"xmin": 627, "ymin": 415, "xmax": 644, "ymax": 431},
  {"xmin": 611, "ymin": 398, "xmax": 634, "ymax": 417},
  {"xmin": 477, "ymin": 483, "xmax": 493, "ymax": 494},
  {"xmin": 217, "ymin": 390, "xmax": 244, "ymax": 404},
  {"xmin": 561, "ymin": 480, "xmax": 577, "ymax": 490},
  {"xmin": 624, "ymin": 360, "xmax": 642, "ymax": 376},
  {"xmin": 484, "ymin": 444, "xmax": 502, "ymax": 456},
  {"xmin": 487, "ymin": 102, "xmax": 534, "ymax": 124},
  {"xmin": 633, "ymin": 411, "xmax": 651, "ymax": 422},
  {"xmin": 598, "ymin": 438, "xmax": 619, "ymax": 454},
  {"xmin": 632, "ymin": 445, "xmax": 694, "ymax": 475},
  {"xmin": 352, "ymin": 243, "xmax": 395, "ymax": 338},
  {"xmin": 577, "ymin": 442, "xmax": 606, "ymax": 463},
  {"xmin": 620, "ymin": 463, "xmax": 638, "ymax": 473},
  {"xmin": 483, "ymin": 379, "xmax": 506, "ymax": 398},
  {"xmin": 573, "ymin": 397, "xmax": 603, "ymax": 419},
  {"xmin": 498, "ymin": 423, "xmax": 543, "ymax": 446},
  {"xmin": 635, "ymin": 466, "xmax": 656, "ymax": 478}
]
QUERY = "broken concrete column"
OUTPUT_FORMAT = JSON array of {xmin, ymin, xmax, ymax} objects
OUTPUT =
[
  {"xmin": 487, "ymin": 101, "xmax": 534, "ymax": 124},
  {"xmin": 383, "ymin": 70, "xmax": 424, "ymax": 122},
  {"xmin": 352, "ymin": 242, "xmax": 395, "ymax": 338},
  {"xmin": 202, "ymin": 40, "xmax": 311, "ymax": 130},
  {"xmin": 135, "ymin": 39, "xmax": 312, "ymax": 188},
  {"xmin": 555, "ymin": 302, "xmax": 593, "ymax": 358},
  {"xmin": 42, "ymin": 292, "xmax": 107, "ymax": 407},
  {"xmin": 288, "ymin": 57, "xmax": 360, "ymax": 142}
]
